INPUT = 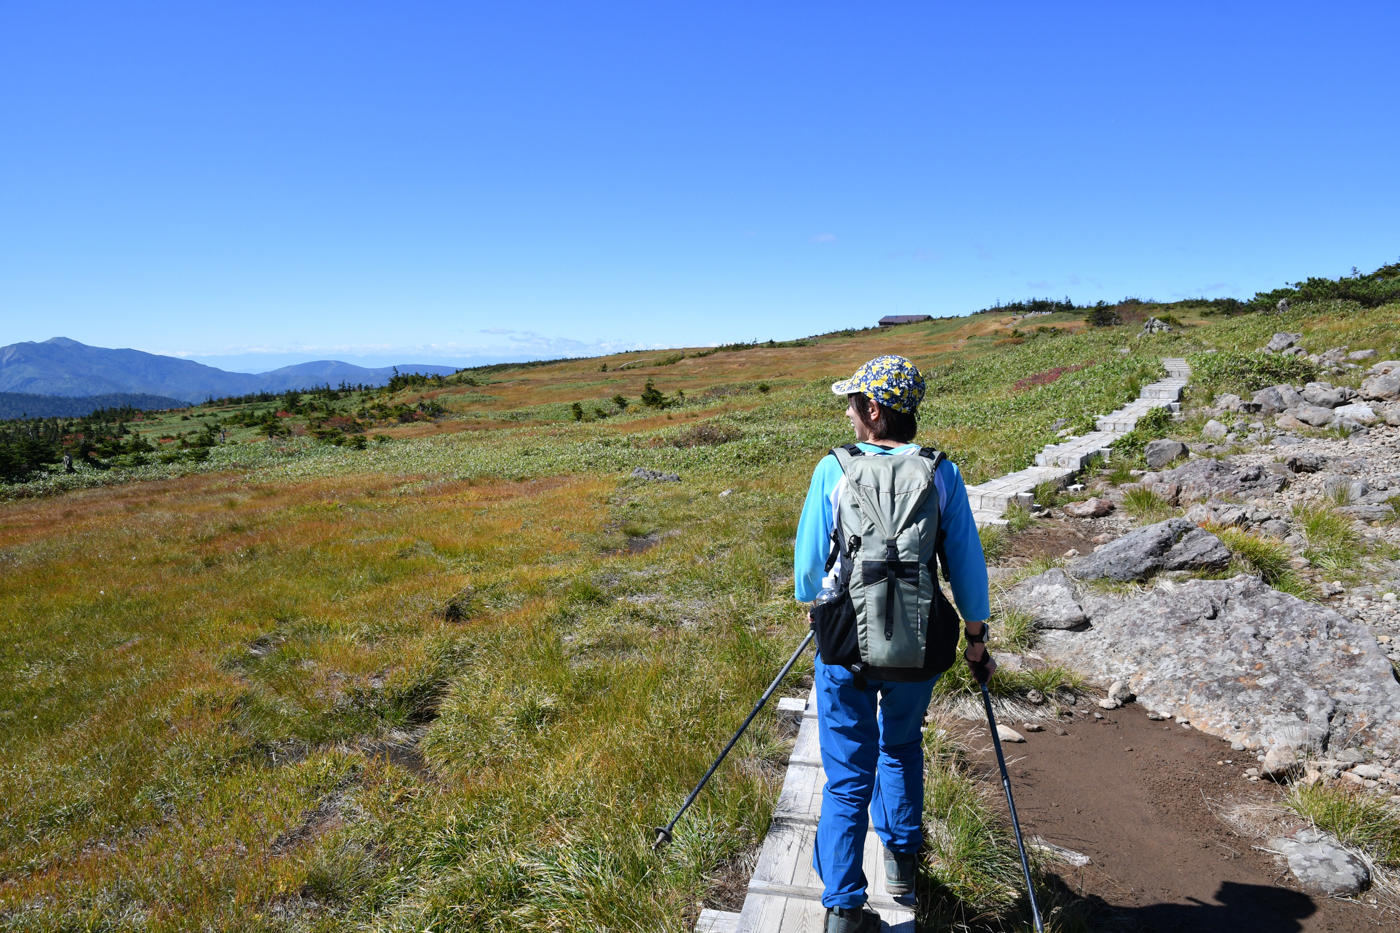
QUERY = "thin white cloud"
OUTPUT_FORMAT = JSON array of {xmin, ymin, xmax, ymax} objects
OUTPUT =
[{"xmin": 811, "ymin": 233, "xmax": 837, "ymax": 243}]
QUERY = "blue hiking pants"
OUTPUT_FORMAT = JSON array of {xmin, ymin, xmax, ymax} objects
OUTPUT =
[{"xmin": 813, "ymin": 657, "xmax": 938, "ymax": 909}]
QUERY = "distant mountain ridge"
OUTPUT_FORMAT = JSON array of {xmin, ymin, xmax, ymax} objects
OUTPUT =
[{"xmin": 0, "ymin": 337, "xmax": 460, "ymax": 403}]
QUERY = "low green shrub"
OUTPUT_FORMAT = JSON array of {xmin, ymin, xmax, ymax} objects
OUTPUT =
[{"xmin": 1188, "ymin": 350, "xmax": 1317, "ymax": 396}]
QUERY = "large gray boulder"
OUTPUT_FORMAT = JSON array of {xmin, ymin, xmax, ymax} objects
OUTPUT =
[
  {"xmin": 1361, "ymin": 371, "xmax": 1400, "ymax": 401},
  {"xmin": 1252, "ymin": 384, "xmax": 1304, "ymax": 414},
  {"xmin": 1265, "ymin": 332, "xmax": 1302, "ymax": 352},
  {"xmin": 1270, "ymin": 830, "xmax": 1370, "ymax": 897},
  {"xmin": 1332, "ymin": 402, "xmax": 1376, "ymax": 425},
  {"xmin": 1301, "ymin": 382, "xmax": 1355, "ymax": 408},
  {"xmin": 1005, "ymin": 568, "xmax": 1087, "ymax": 629},
  {"xmin": 1066, "ymin": 518, "xmax": 1229, "ymax": 582},
  {"xmin": 1019, "ymin": 575, "xmax": 1400, "ymax": 755},
  {"xmin": 1145, "ymin": 439, "xmax": 1188, "ymax": 469},
  {"xmin": 1293, "ymin": 404, "xmax": 1336, "ymax": 427},
  {"xmin": 1155, "ymin": 458, "xmax": 1288, "ymax": 502}
]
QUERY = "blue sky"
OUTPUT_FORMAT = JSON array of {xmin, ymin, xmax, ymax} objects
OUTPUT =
[{"xmin": 2, "ymin": 2, "xmax": 1396, "ymax": 372}]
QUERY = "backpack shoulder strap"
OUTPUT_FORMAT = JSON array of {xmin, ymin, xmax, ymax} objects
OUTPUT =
[
  {"xmin": 918, "ymin": 446, "xmax": 945, "ymax": 469},
  {"xmin": 830, "ymin": 443, "xmax": 864, "ymax": 473}
]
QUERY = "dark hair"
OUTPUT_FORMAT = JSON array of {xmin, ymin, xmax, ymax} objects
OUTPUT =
[{"xmin": 849, "ymin": 392, "xmax": 917, "ymax": 443}]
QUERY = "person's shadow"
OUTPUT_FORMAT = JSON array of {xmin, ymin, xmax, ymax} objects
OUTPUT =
[{"xmin": 1112, "ymin": 880, "xmax": 1317, "ymax": 932}]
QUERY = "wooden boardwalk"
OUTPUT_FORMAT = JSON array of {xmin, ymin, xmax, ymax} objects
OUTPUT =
[{"xmin": 697, "ymin": 692, "xmax": 914, "ymax": 933}]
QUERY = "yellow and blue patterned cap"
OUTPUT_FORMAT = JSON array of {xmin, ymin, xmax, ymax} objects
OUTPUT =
[{"xmin": 831, "ymin": 355, "xmax": 926, "ymax": 414}]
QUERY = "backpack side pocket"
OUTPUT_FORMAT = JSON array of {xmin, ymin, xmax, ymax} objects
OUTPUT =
[{"xmin": 810, "ymin": 592, "xmax": 860, "ymax": 667}]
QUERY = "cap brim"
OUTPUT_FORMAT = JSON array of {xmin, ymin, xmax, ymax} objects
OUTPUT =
[{"xmin": 831, "ymin": 379, "xmax": 858, "ymax": 395}]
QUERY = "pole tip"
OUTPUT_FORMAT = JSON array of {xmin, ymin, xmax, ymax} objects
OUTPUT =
[{"xmin": 651, "ymin": 827, "xmax": 672, "ymax": 851}]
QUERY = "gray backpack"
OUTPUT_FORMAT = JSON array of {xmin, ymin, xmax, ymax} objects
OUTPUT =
[{"xmin": 809, "ymin": 444, "xmax": 960, "ymax": 682}]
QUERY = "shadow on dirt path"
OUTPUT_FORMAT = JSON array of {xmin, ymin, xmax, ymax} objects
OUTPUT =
[{"xmin": 962, "ymin": 702, "xmax": 1393, "ymax": 931}]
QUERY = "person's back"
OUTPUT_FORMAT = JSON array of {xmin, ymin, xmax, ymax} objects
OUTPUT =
[{"xmin": 794, "ymin": 355, "xmax": 996, "ymax": 933}]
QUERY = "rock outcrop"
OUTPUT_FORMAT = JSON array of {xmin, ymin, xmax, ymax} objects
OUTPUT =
[
  {"xmin": 1065, "ymin": 518, "xmax": 1230, "ymax": 582},
  {"xmin": 1005, "ymin": 572, "xmax": 1400, "ymax": 755},
  {"xmin": 1149, "ymin": 458, "xmax": 1288, "ymax": 502}
]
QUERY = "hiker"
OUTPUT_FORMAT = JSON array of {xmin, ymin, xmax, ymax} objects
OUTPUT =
[{"xmin": 795, "ymin": 354, "xmax": 994, "ymax": 933}]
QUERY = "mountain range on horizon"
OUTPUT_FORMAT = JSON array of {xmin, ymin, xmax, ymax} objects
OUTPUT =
[{"xmin": 0, "ymin": 337, "xmax": 464, "ymax": 404}]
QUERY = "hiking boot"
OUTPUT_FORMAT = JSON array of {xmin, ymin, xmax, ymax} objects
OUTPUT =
[
  {"xmin": 883, "ymin": 845, "xmax": 917, "ymax": 896},
  {"xmin": 825, "ymin": 904, "xmax": 881, "ymax": 933}
]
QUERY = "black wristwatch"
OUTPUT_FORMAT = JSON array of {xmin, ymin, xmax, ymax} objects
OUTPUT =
[{"xmin": 965, "ymin": 622, "xmax": 989, "ymax": 644}]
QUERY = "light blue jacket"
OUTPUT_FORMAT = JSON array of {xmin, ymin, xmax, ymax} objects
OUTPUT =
[{"xmin": 793, "ymin": 443, "xmax": 990, "ymax": 623}]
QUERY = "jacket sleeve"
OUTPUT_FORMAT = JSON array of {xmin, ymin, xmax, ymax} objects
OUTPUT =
[
  {"xmin": 794, "ymin": 454, "xmax": 842, "ymax": 602},
  {"xmin": 937, "ymin": 460, "xmax": 991, "ymax": 623}
]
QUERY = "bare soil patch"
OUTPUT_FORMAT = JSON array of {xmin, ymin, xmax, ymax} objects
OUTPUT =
[
  {"xmin": 964, "ymin": 703, "xmax": 1392, "ymax": 931},
  {"xmin": 1001, "ymin": 518, "xmax": 1104, "ymax": 563}
]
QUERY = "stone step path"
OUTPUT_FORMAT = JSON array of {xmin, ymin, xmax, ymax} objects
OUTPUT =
[
  {"xmin": 696, "ymin": 693, "xmax": 915, "ymax": 933},
  {"xmin": 966, "ymin": 358, "xmax": 1190, "ymax": 527}
]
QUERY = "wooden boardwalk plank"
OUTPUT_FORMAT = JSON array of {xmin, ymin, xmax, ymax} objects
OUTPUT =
[{"xmin": 736, "ymin": 689, "xmax": 916, "ymax": 932}]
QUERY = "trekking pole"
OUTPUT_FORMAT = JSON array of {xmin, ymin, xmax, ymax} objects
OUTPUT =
[
  {"xmin": 653, "ymin": 630, "xmax": 814, "ymax": 851},
  {"xmin": 980, "ymin": 681, "xmax": 1045, "ymax": 933}
]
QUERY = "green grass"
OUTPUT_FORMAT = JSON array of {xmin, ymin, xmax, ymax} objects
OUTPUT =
[
  {"xmin": 980, "ymin": 524, "xmax": 1007, "ymax": 564},
  {"xmin": 1121, "ymin": 486, "xmax": 1174, "ymax": 524},
  {"xmin": 1208, "ymin": 525, "xmax": 1312, "ymax": 597},
  {"xmin": 1285, "ymin": 782, "xmax": 1400, "ymax": 867},
  {"xmin": 1032, "ymin": 480, "xmax": 1064, "ymax": 507},
  {"xmin": 1003, "ymin": 501, "xmax": 1035, "ymax": 534},
  {"xmin": 1293, "ymin": 501, "xmax": 1362, "ymax": 574}
]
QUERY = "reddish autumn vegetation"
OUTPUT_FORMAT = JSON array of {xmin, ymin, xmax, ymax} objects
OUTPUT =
[{"xmin": 1013, "ymin": 361, "xmax": 1092, "ymax": 392}]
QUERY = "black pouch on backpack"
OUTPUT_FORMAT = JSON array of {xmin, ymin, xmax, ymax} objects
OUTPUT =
[{"xmin": 810, "ymin": 591, "xmax": 860, "ymax": 667}]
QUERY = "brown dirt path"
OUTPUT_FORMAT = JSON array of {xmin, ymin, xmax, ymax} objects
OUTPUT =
[{"xmin": 964, "ymin": 703, "xmax": 1393, "ymax": 932}]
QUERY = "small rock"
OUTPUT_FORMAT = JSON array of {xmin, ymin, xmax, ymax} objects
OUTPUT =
[
  {"xmin": 1026, "ymin": 689, "xmax": 1045, "ymax": 705},
  {"xmin": 1063, "ymin": 548, "xmax": 1079, "ymax": 558},
  {"xmin": 1023, "ymin": 723, "xmax": 1045, "ymax": 733},
  {"xmin": 1097, "ymin": 698, "xmax": 1120, "ymax": 710},
  {"xmin": 1063, "ymin": 497, "xmax": 1114, "ymax": 519},
  {"xmin": 1349, "ymin": 349, "xmax": 1378, "ymax": 361},
  {"xmin": 1293, "ymin": 404, "xmax": 1336, "ymax": 427},
  {"xmin": 1352, "ymin": 764, "xmax": 1383, "ymax": 780},
  {"xmin": 1284, "ymin": 452, "xmax": 1327, "ymax": 473},
  {"xmin": 719, "ymin": 488, "xmax": 733, "ymax": 497},
  {"xmin": 1202, "ymin": 419, "xmax": 1228, "ymax": 440},
  {"xmin": 1053, "ymin": 726, "xmax": 1068, "ymax": 736},
  {"xmin": 1109, "ymin": 680, "xmax": 1134, "ymax": 704},
  {"xmin": 997, "ymin": 725, "xmax": 1026, "ymax": 743},
  {"xmin": 1262, "ymin": 745, "xmax": 1302, "ymax": 781},
  {"xmin": 1146, "ymin": 711, "xmax": 1168, "ymax": 721},
  {"xmin": 1266, "ymin": 332, "xmax": 1302, "ymax": 353},
  {"xmin": 1093, "ymin": 712, "xmax": 1104, "ymax": 719}
]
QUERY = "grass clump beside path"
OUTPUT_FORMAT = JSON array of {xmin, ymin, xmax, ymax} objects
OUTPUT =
[
  {"xmin": 1206, "ymin": 525, "xmax": 1312, "ymax": 597},
  {"xmin": 1285, "ymin": 783, "xmax": 1400, "ymax": 867}
]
